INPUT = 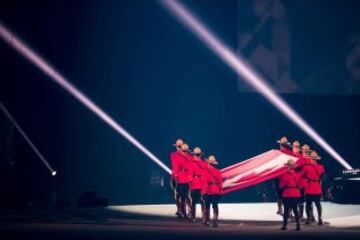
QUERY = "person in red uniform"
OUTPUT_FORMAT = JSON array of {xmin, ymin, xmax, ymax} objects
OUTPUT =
[
  {"xmin": 170, "ymin": 142, "xmax": 192, "ymax": 218},
  {"xmin": 278, "ymin": 136, "xmax": 292, "ymax": 155},
  {"xmin": 279, "ymin": 159, "xmax": 301, "ymax": 231},
  {"xmin": 291, "ymin": 141, "xmax": 302, "ymax": 158},
  {"xmin": 188, "ymin": 147, "xmax": 206, "ymax": 222},
  {"xmin": 291, "ymin": 141, "xmax": 305, "ymax": 222},
  {"xmin": 296, "ymin": 144, "xmax": 316, "ymax": 223},
  {"xmin": 202, "ymin": 155, "xmax": 222, "ymax": 227},
  {"xmin": 170, "ymin": 139, "xmax": 184, "ymax": 217},
  {"xmin": 301, "ymin": 150, "xmax": 325, "ymax": 225},
  {"xmin": 274, "ymin": 136, "xmax": 292, "ymax": 216}
]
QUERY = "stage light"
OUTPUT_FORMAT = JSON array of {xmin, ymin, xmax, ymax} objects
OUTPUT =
[
  {"xmin": 0, "ymin": 102, "xmax": 56, "ymax": 175},
  {"xmin": 0, "ymin": 21, "xmax": 172, "ymax": 175},
  {"xmin": 159, "ymin": 0, "xmax": 352, "ymax": 170},
  {"xmin": 52, "ymin": 171, "xmax": 57, "ymax": 176}
]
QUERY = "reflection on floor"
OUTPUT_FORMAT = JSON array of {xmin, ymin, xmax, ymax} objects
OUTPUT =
[{"xmin": 110, "ymin": 202, "xmax": 360, "ymax": 228}]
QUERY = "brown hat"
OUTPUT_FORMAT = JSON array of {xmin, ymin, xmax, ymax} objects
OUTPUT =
[
  {"xmin": 285, "ymin": 159, "xmax": 296, "ymax": 167},
  {"xmin": 180, "ymin": 143, "xmax": 189, "ymax": 152},
  {"xmin": 173, "ymin": 139, "xmax": 184, "ymax": 147},
  {"xmin": 277, "ymin": 136, "xmax": 290, "ymax": 145},
  {"xmin": 292, "ymin": 141, "xmax": 301, "ymax": 148},
  {"xmin": 206, "ymin": 155, "xmax": 218, "ymax": 165},
  {"xmin": 191, "ymin": 147, "xmax": 203, "ymax": 155},
  {"xmin": 310, "ymin": 151, "xmax": 322, "ymax": 160},
  {"xmin": 302, "ymin": 144, "xmax": 311, "ymax": 152}
]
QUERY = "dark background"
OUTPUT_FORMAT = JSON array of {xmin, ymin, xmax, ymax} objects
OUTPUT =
[{"xmin": 0, "ymin": 0, "xmax": 359, "ymax": 208}]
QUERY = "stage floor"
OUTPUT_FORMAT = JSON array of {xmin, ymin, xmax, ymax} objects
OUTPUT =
[
  {"xmin": 1, "ymin": 202, "xmax": 360, "ymax": 240},
  {"xmin": 111, "ymin": 202, "xmax": 360, "ymax": 228}
]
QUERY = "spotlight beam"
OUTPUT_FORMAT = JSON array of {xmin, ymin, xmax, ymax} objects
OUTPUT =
[
  {"xmin": 0, "ymin": 102, "xmax": 56, "ymax": 175},
  {"xmin": 159, "ymin": 0, "xmax": 352, "ymax": 169},
  {"xmin": 0, "ymin": 21, "xmax": 172, "ymax": 175}
]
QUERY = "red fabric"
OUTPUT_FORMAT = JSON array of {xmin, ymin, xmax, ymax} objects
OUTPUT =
[
  {"xmin": 301, "ymin": 162, "xmax": 325, "ymax": 195},
  {"xmin": 295, "ymin": 155, "xmax": 312, "ymax": 190},
  {"xmin": 170, "ymin": 151, "xmax": 191, "ymax": 183},
  {"xmin": 188, "ymin": 157, "xmax": 206, "ymax": 190},
  {"xmin": 292, "ymin": 151, "xmax": 302, "ymax": 158},
  {"xmin": 202, "ymin": 164, "xmax": 222, "ymax": 195},
  {"xmin": 279, "ymin": 170, "xmax": 301, "ymax": 198},
  {"xmin": 280, "ymin": 147, "xmax": 292, "ymax": 155},
  {"xmin": 221, "ymin": 150, "xmax": 300, "ymax": 194}
]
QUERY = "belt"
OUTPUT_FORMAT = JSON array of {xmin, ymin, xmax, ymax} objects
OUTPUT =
[{"xmin": 307, "ymin": 179, "xmax": 320, "ymax": 183}]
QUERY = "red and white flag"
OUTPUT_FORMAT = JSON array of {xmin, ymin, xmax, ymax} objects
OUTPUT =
[{"xmin": 221, "ymin": 149, "xmax": 299, "ymax": 194}]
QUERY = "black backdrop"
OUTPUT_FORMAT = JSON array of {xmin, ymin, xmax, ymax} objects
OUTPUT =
[{"xmin": 0, "ymin": 0, "xmax": 359, "ymax": 207}]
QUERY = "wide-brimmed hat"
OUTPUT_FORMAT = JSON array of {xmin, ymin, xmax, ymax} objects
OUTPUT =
[
  {"xmin": 191, "ymin": 147, "xmax": 203, "ymax": 155},
  {"xmin": 292, "ymin": 141, "xmax": 301, "ymax": 148},
  {"xmin": 277, "ymin": 136, "xmax": 290, "ymax": 146},
  {"xmin": 310, "ymin": 151, "xmax": 322, "ymax": 160},
  {"xmin": 173, "ymin": 139, "xmax": 184, "ymax": 147},
  {"xmin": 301, "ymin": 144, "xmax": 311, "ymax": 152},
  {"xmin": 206, "ymin": 155, "xmax": 218, "ymax": 165},
  {"xmin": 284, "ymin": 159, "xmax": 296, "ymax": 167},
  {"xmin": 180, "ymin": 143, "xmax": 189, "ymax": 152}
]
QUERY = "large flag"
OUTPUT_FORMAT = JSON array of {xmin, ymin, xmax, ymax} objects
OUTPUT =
[{"xmin": 221, "ymin": 149, "xmax": 299, "ymax": 194}]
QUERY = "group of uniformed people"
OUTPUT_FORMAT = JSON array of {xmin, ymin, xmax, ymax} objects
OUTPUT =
[
  {"xmin": 169, "ymin": 137, "xmax": 326, "ymax": 230},
  {"xmin": 170, "ymin": 139, "xmax": 222, "ymax": 227},
  {"xmin": 276, "ymin": 136, "xmax": 326, "ymax": 231}
]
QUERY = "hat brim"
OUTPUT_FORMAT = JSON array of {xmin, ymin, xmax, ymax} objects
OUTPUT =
[
  {"xmin": 207, "ymin": 160, "xmax": 218, "ymax": 165},
  {"xmin": 277, "ymin": 140, "xmax": 291, "ymax": 145},
  {"xmin": 190, "ymin": 151, "xmax": 204, "ymax": 155},
  {"xmin": 284, "ymin": 163, "xmax": 296, "ymax": 166}
]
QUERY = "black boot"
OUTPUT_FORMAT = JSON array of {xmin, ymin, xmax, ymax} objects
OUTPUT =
[
  {"xmin": 281, "ymin": 215, "xmax": 288, "ymax": 230},
  {"xmin": 305, "ymin": 205, "xmax": 311, "ymax": 225},
  {"xmin": 175, "ymin": 197, "xmax": 182, "ymax": 218},
  {"xmin": 190, "ymin": 204, "xmax": 196, "ymax": 222},
  {"xmin": 295, "ymin": 217, "xmax": 301, "ymax": 231},
  {"xmin": 201, "ymin": 201, "xmax": 206, "ymax": 224},
  {"xmin": 180, "ymin": 200, "xmax": 187, "ymax": 218},
  {"xmin": 299, "ymin": 204, "xmax": 304, "ymax": 222},
  {"xmin": 204, "ymin": 209, "xmax": 210, "ymax": 226},
  {"xmin": 213, "ymin": 208, "xmax": 219, "ymax": 228},
  {"xmin": 317, "ymin": 205, "xmax": 323, "ymax": 225},
  {"xmin": 311, "ymin": 205, "xmax": 316, "ymax": 222}
]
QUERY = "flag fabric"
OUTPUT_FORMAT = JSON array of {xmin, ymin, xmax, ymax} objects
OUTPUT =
[{"xmin": 221, "ymin": 149, "xmax": 299, "ymax": 194}]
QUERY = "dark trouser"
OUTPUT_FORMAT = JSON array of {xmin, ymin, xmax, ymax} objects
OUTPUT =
[
  {"xmin": 299, "ymin": 189, "xmax": 305, "ymax": 219},
  {"xmin": 203, "ymin": 194, "xmax": 221, "ymax": 226},
  {"xmin": 282, "ymin": 197, "xmax": 300, "ymax": 227},
  {"xmin": 190, "ymin": 189, "xmax": 201, "ymax": 219},
  {"xmin": 305, "ymin": 194, "xmax": 322, "ymax": 223},
  {"xmin": 171, "ymin": 179, "xmax": 181, "ymax": 215},
  {"xmin": 176, "ymin": 183, "xmax": 190, "ymax": 216}
]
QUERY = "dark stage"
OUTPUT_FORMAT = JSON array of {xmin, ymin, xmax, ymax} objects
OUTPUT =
[
  {"xmin": 1, "ymin": 1, "xmax": 360, "ymax": 239},
  {"xmin": 1, "ymin": 203, "xmax": 360, "ymax": 240}
]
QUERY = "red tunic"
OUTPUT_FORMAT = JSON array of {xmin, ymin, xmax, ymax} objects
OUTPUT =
[
  {"xmin": 279, "ymin": 170, "xmax": 301, "ymax": 198},
  {"xmin": 301, "ymin": 162, "xmax": 325, "ymax": 195},
  {"xmin": 170, "ymin": 151, "xmax": 191, "ymax": 184},
  {"xmin": 280, "ymin": 146, "xmax": 292, "ymax": 155},
  {"xmin": 295, "ymin": 156, "xmax": 312, "ymax": 190},
  {"xmin": 291, "ymin": 151, "xmax": 302, "ymax": 158},
  {"xmin": 202, "ymin": 164, "xmax": 222, "ymax": 195},
  {"xmin": 188, "ymin": 157, "xmax": 206, "ymax": 190}
]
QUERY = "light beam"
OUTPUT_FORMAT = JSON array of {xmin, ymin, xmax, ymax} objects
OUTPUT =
[
  {"xmin": 0, "ymin": 21, "xmax": 172, "ymax": 174},
  {"xmin": 159, "ymin": 0, "xmax": 352, "ymax": 169},
  {"xmin": 0, "ymin": 102, "xmax": 56, "ymax": 176}
]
